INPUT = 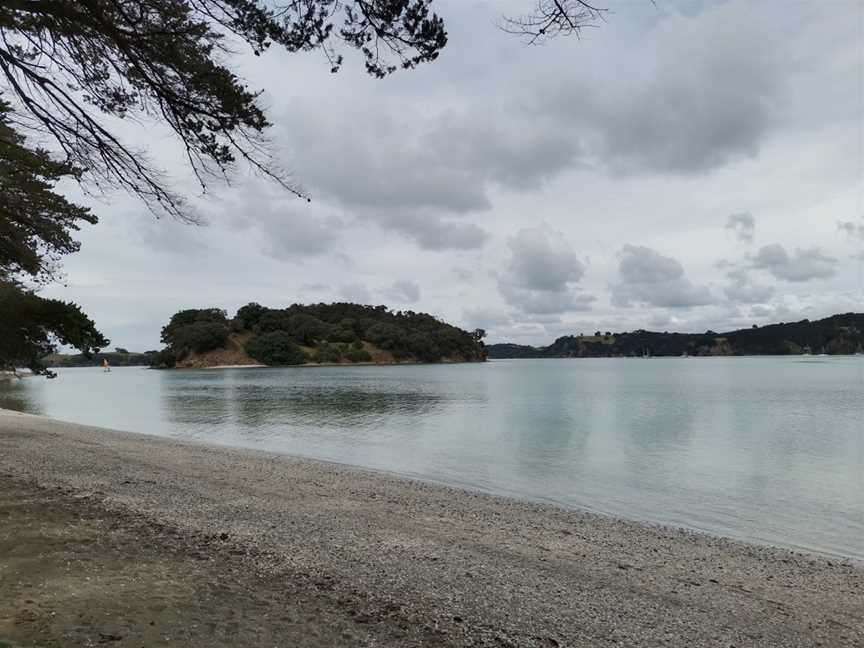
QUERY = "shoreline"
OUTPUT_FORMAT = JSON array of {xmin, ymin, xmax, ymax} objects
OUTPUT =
[{"xmin": 1, "ymin": 409, "xmax": 862, "ymax": 647}]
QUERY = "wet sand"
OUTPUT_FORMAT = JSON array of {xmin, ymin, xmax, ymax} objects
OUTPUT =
[{"xmin": 0, "ymin": 409, "xmax": 861, "ymax": 647}]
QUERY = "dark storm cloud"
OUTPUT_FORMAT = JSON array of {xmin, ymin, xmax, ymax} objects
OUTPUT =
[
  {"xmin": 726, "ymin": 212, "xmax": 756, "ymax": 244},
  {"xmin": 612, "ymin": 245, "xmax": 714, "ymax": 308},
  {"xmin": 751, "ymin": 244, "xmax": 838, "ymax": 282},
  {"xmin": 383, "ymin": 280, "xmax": 420, "ymax": 304},
  {"xmin": 497, "ymin": 225, "xmax": 594, "ymax": 315}
]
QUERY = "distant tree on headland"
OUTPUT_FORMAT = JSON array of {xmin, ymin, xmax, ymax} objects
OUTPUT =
[
  {"xmin": 154, "ymin": 302, "xmax": 487, "ymax": 367},
  {"xmin": 486, "ymin": 314, "xmax": 864, "ymax": 359}
]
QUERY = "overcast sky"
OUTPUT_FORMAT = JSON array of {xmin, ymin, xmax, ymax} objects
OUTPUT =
[{"xmin": 45, "ymin": 0, "xmax": 863, "ymax": 349}]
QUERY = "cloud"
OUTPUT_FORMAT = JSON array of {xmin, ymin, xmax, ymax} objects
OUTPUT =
[
  {"xmin": 838, "ymin": 221, "xmax": 864, "ymax": 241},
  {"xmin": 337, "ymin": 283, "xmax": 372, "ymax": 303},
  {"xmin": 383, "ymin": 279, "xmax": 420, "ymax": 304},
  {"xmin": 373, "ymin": 210, "xmax": 489, "ymax": 251},
  {"xmin": 723, "ymin": 267, "xmax": 773, "ymax": 304},
  {"xmin": 497, "ymin": 225, "xmax": 594, "ymax": 315},
  {"xmin": 612, "ymin": 245, "xmax": 714, "ymax": 308},
  {"xmin": 751, "ymin": 244, "xmax": 838, "ymax": 282},
  {"xmin": 750, "ymin": 303, "xmax": 793, "ymax": 320},
  {"xmin": 217, "ymin": 182, "xmax": 342, "ymax": 259},
  {"xmin": 548, "ymin": 2, "xmax": 782, "ymax": 175},
  {"xmin": 272, "ymin": 2, "xmax": 785, "ymax": 254},
  {"xmin": 461, "ymin": 307, "xmax": 511, "ymax": 331},
  {"xmin": 452, "ymin": 266, "xmax": 475, "ymax": 281},
  {"xmin": 725, "ymin": 212, "xmax": 756, "ymax": 244},
  {"xmin": 300, "ymin": 282, "xmax": 329, "ymax": 293}
]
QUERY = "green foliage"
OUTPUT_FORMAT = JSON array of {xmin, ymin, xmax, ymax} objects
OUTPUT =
[
  {"xmin": 0, "ymin": 103, "xmax": 106, "ymax": 377},
  {"xmin": 0, "ymin": 102, "xmax": 98, "ymax": 285},
  {"xmin": 171, "ymin": 322, "xmax": 229, "ymax": 355},
  {"xmin": 365, "ymin": 322, "xmax": 405, "ymax": 351},
  {"xmin": 344, "ymin": 348, "xmax": 373, "ymax": 363},
  {"xmin": 311, "ymin": 342, "xmax": 343, "ymax": 364},
  {"xmin": 236, "ymin": 302, "xmax": 268, "ymax": 330},
  {"xmin": 256, "ymin": 311, "xmax": 330, "ymax": 345},
  {"xmin": 487, "ymin": 314, "xmax": 864, "ymax": 358},
  {"xmin": 286, "ymin": 314, "xmax": 330, "ymax": 346},
  {"xmin": 158, "ymin": 308, "xmax": 229, "ymax": 359},
  {"xmin": 46, "ymin": 350, "xmax": 156, "ymax": 368},
  {"xmin": 155, "ymin": 302, "xmax": 486, "ymax": 367},
  {"xmin": 0, "ymin": 282, "xmax": 108, "ymax": 377},
  {"xmin": 246, "ymin": 332, "xmax": 307, "ymax": 366},
  {"xmin": 329, "ymin": 319, "xmax": 359, "ymax": 343},
  {"xmin": 160, "ymin": 308, "xmax": 228, "ymax": 343},
  {"xmin": 276, "ymin": 303, "xmax": 486, "ymax": 362},
  {"xmin": 150, "ymin": 349, "xmax": 177, "ymax": 369}
]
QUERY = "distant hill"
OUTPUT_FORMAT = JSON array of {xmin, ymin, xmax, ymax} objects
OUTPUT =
[
  {"xmin": 487, "ymin": 313, "xmax": 864, "ymax": 359},
  {"xmin": 44, "ymin": 350, "xmax": 157, "ymax": 368},
  {"xmin": 152, "ymin": 303, "xmax": 487, "ymax": 368}
]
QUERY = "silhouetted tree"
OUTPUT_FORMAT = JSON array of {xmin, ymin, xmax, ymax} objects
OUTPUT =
[
  {"xmin": 0, "ymin": 282, "xmax": 108, "ymax": 377},
  {"xmin": 0, "ymin": 102, "xmax": 106, "ymax": 375},
  {"xmin": 0, "ymin": 0, "xmax": 448, "ymax": 219},
  {"xmin": 502, "ymin": 0, "xmax": 608, "ymax": 43}
]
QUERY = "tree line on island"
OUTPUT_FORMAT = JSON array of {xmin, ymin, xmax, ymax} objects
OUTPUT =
[
  {"xmin": 150, "ymin": 303, "xmax": 487, "ymax": 368},
  {"xmin": 487, "ymin": 313, "xmax": 864, "ymax": 359}
]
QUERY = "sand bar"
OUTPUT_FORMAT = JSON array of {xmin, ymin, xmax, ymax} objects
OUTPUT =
[{"xmin": 0, "ymin": 408, "xmax": 861, "ymax": 647}]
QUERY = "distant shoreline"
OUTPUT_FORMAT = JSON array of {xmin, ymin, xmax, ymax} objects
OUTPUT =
[{"xmin": 0, "ymin": 408, "xmax": 861, "ymax": 646}]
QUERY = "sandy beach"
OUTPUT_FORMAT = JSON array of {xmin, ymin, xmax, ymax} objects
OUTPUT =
[{"xmin": 0, "ymin": 409, "xmax": 861, "ymax": 647}]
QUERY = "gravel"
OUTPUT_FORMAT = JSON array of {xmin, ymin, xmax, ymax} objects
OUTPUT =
[{"xmin": 1, "ymin": 408, "xmax": 861, "ymax": 647}]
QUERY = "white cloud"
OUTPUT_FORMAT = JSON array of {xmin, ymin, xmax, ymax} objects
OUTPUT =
[
  {"xmin": 751, "ymin": 244, "xmax": 838, "ymax": 282},
  {"xmin": 726, "ymin": 212, "xmax": 756, "ymax": 244},
  {"xmin": 497, "ymin": 225, "xmax": 594, "ymax": 315},
  {"xmin": 612, "ymin": 245, "xmax": 714, "ymax": 308},
  {"xmin": 383, "ymin": 280, "xmax": 420, "ymax": 304}
]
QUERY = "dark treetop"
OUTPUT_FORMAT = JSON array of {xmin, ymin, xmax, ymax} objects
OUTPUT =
[
  {"xmin": 154, "ymin": 302, "xmax": 487, "ymax": 367},
  {"xmin": 487, "ymin": 314, "xmax": 864, "ymax": 359}
]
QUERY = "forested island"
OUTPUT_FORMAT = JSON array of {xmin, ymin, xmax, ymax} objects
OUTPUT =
[
  {"xmin": 487, "ymin": 313, "xmax": 864, "ymax": 359},
  {"xmin": 151, "ymin": 303, "xmax": 487, "ymax": 368},
  {"xmin": 44, "ymin": 349, "xmax": 157, "ymax": 368}
]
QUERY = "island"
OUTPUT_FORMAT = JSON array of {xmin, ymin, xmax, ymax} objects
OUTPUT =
[
  {"xmin": 151, "ymin": 302, "xmax": 487, "ymax": 368},
  {"xmin": 487, "ymin": 313, "xmax": 864, "ymax": 359},
  {"xmin": 43, "ymin": 349, "xmax": 158, "ymax": 369}
]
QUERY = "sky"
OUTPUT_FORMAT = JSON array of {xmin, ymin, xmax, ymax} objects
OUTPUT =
[{"xmin": 43, "ymin": 0, "xmax": 864, "ymax": 350}]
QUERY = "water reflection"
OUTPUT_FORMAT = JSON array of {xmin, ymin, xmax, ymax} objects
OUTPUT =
[
  {"xmin": 3, "ymin": 360, "xmax": 863, "ymax": 560},
  {"xmin": 0, "ymin": 380, "xmax": 44, "ymax": 415},
  {"xmin": 229, "ymin": 384, "xmax": 446, "ymax": 428}
]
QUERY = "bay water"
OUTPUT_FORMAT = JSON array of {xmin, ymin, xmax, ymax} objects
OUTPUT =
[{"xmin": 2, "ymin": 357, "xmax": 862, "ymax": 560}]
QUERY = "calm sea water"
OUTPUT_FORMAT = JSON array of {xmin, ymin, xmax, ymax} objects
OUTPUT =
[{"xmin": 2, "ymin": 358, "xmax": 862, "ymax": 560}]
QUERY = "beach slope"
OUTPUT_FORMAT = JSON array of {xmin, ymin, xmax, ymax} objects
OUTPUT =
[{"xmin": 0, "ymin": 409, "xmax": 861, "ymax": 647}]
